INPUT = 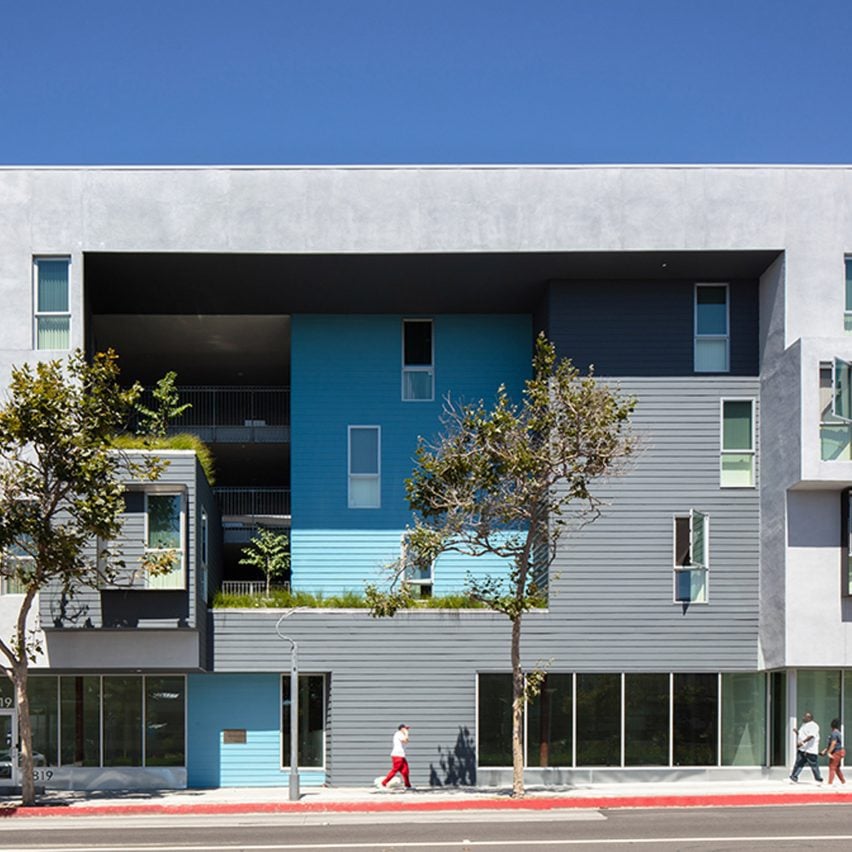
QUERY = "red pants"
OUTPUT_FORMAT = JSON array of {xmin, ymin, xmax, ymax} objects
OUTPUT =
[
  {"xmin": 382, "ymin": 756, "xmax": 410, "ymax": 787},
  {"xmin": 828, "ymin": 750, "xmax": 846, "ymax": 784}
]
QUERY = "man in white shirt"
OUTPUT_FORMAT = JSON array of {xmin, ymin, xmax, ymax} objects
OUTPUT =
[
  {"xmin": 790, "ymin": 711, "xmax": 823, "ymax": 783},
  {"xmin": 377, "ymin": 724, "xmax": 413, "ymax": 790}
]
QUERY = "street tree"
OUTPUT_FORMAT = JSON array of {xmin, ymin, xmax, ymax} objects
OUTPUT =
[
  {"xmin": 239, "ymin": 527, "xmax": 291, "ymax": 596},
  {"xmin": 0, "ymin": 351, "xmax": 162, "ymax": 805},
  {"xmin": 367, "ymin": 334, "xmax": 635, "ymax": 797}
]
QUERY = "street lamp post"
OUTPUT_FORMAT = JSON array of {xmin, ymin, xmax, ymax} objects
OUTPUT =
[{"xmin": 276, "ymin": 612, "xmax": 300, "ymax": 802}]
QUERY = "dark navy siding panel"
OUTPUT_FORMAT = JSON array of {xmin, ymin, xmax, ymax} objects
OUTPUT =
[{"xmin": 546, "ymin": 279, "xmax": 758, "ymax": 376}]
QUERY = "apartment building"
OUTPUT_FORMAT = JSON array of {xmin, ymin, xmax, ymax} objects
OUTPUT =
[{"xmin": 0, "ymin": 165, "xmax": 850, "ymax": 790}]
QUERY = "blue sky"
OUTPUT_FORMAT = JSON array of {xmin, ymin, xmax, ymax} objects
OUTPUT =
[{"xmin": 1, "ymin": 0, "xmax": 849, "ymax": 164}]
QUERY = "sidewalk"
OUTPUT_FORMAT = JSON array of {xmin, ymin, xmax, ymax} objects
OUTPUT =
[{"xmin": 1, "ymin": 778, "xmax": 849, "ymax": 818}]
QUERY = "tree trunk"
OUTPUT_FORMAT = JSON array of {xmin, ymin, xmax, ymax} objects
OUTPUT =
[
  {"xmin": 14, "ymin": 664, "xmax": 35, "ymax": 806},
  {"xmin": 511, "ymin": 614, "xmax": 524, "ymax": 798}
]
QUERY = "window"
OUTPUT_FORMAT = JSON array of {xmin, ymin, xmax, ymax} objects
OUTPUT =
[
  {"xmin": 673, "ymin": 510, "xmax": 708, "ymax": 603},
  {"xmin": 199, "ymin": 508, "xmax": 209, "ymax": 603},
  {"xmin": 821, "ymin": 362, "xmax": 852, "ymax": 460},
  {"xmin": 694, "ymin": 284, "xmax": 729, "ymax": 372},
  {"xmin": 145, "ymin": 676, "xmax": 186, "ymax": 766},
  {"xmin": 845, "ymin": 257, "xmax": 852, "ymax": 332},
  {"xmin": 34, "ymin": 258, "xmax": 70, "ymax": 350},
  {"xmin": 401, "ymin": 532, "xmax": 433, "ymax": 598},
  {"xmin": 60, "ymin": 677, "xmax": 101, "ymax": 767},
  {"xmin": 282, "ymin": 674, "xmax": 326, "ymax": 768},
  {"xmin": 144, "ymin": 493, "xmax": 186, "ymax": 590},
  {"xmin": 844, "ymin": 490, "xmax": 852, "ymax": 596},
  {"xmin": 721, "ymin": 399, "xmax": 755, "ymax": 487},
  {"xmin": 348, "ymin": 426, "xmax": 380, "ymax": 508},
  {"xmin": 1, "ymin": 540, "xmax": 32, "ymax": 595},
  {"xmin": 402, "ymin": 319, "xmax": 434, "ymax": 401}
]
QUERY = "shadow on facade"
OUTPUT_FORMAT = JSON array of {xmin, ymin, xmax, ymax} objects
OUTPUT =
[{"xmin": 429, "ymin": 726, "xmax": 476, "ymax": 786}]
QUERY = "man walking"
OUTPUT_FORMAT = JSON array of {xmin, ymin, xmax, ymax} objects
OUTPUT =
[
  {"xmin": 377, "ymin": 724, "xmax": 413, "ymax": 790},
  {"xmin": 790, "ymin": 711, "xmax": 823, "ymax": 783}
]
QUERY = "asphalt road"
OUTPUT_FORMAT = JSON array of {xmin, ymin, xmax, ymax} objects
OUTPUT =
[{"xmin": 1, "ymin": 804, "xmax": 852, "ymax": 850}]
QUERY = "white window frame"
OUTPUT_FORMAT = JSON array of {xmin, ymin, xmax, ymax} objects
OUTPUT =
[
  {"xmin": 144, "ymin": 491, "xmax": 186, "ymax": 590},
  {"xmin": 401, "ymin": 319, "xmax": 435, "ymax": 402},
  {"xmin": 694, "ymin": 283, "xmax": 730, "ymax": 373},
  {"xmin": 720, "ymin": 398, "xmax": 756, "ymax": 488},
  {"xmin": 845, "ymin": 256, "xmax": 852, "ymax": 333},
  {"xmin": 401, "ymin": 531, "xmax": 434, "ymax": 598},
  {"xmin": 280, "ymin": 672, "xmax": 327, "ymax": 771},
  {"xmin": 673, "ymin": 510, "xmax": 709, "ymax": 604},
  {"xmin": 33, "ymin": 256, "xmax": 71, "ymax": 351},
  {"xmin": 199, "ymin": 508, "xmax": 209, "ymax": 603},
  {"xmin": 820, "ymin": 361, "xmax": 852, "ymax": 460},
  {"xmin": 348, "ymin": 425, "xmax": 381, "ymax": 509}
]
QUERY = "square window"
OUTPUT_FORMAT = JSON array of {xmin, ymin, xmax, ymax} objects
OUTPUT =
[
  {"xmin": 402, "ymin": 319, "xmax": 434, "ymax": 401},
  {"xmin": 694, "ymin": 284, "xmax": 729, "ymax": 373},
  {"xmin": 34, "ymin": 258, "xmax": 71, "ymax": 350}
]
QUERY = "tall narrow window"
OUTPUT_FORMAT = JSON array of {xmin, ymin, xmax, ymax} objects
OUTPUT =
[
  {"xmin": 402, "ymin": 319, "xmax": 434, "ymax": 401},
  {"xmin": 721, "ymin": 399, "xmax": 755, "ymax": 487},
  {"xmin": 34, "ymin": 258, "xmax": 70, "ymax": 350},
  {"xmin": 694, "ymin": 284, "xmax": 729, "ymax": 372},
  {"xmin": 845, "ymin": 257, "xmax": 852, "ymax": 332},
  {"xmin": 144, "ymin": 493, "xmax": 186, "ymax": 590},
  {"xmin": 674, "ymin": 510, "xmax": 708, "ymax": 603},
  {"xmin": 199, "ymin": 508, "xmax": 209, "ymax": 603},
  {"xmin": 401, "ymin": 532, "xmax": 434, "ymax": 598},
  {"xmin": 348, "ymin": 426, "xmax": 380, "ymax": 508},
  {"xmin": 282, "ymin": 674, "xmax": 326, "ymax": 768}
]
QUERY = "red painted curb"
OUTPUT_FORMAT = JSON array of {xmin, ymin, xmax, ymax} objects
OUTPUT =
[{"xmin": 1, "ymin": 792, "xmax": 851, "ymax": 818}]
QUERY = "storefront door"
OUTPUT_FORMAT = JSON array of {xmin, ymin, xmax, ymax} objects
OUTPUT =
[{"xmin": 0, "ymin": 710, "xmax": 17, "ymax": 787}]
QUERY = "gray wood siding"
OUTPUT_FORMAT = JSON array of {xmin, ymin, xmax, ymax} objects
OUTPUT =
[
  {"xmin": 546, "ymin": 279, "xmax": 759, "ymax": 376},
  {"xmin": 212, "ymin": 378, "xmax": 760, "ymax": 785},
  {"xmin": 40, "ymin": 452, "xmax": 200, "ymax": 636}
]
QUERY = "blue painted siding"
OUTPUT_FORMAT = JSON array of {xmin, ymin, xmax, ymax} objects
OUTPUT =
[
  {"xmin": 291, "ymin": 529, "xmax": 515, "ymax": 595},
  {"xmin": 290, "ymin": 314, "xmax": 532, "ymax": 593},
  {"xmin": 187, "ymin": 673, "xmax": 326, "ymax": 788}
]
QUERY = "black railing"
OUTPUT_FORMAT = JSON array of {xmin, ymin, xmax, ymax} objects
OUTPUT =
[{"xmin": 214, "ymin": 487, "xmax": 291, "ymax": 517}]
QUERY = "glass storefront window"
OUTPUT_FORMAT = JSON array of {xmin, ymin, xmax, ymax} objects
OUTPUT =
[
  {"xmin": 527, "ymin": 674, "xmax": 572, "ymax": 767},
  {"xmin": 103, "ymin": 677, "xmax": 142, "ymax": 767},
  {"xmin": 282, "ymin": 674, "xmax": 326, "ymax": 768},
  {"xmin": 721, "ymin": 673, "xmax": 766, "ymax": 766},
  {"xmin": 145, "ymin": 677, "xmax": 185, "ymax": 767},
  {"xmin": 770, "ymin": 671, "xmax": 787, "ymax": 766},
  {"xmin": 478, "ymin": 674, "xmax": 513, "ymax": 766},
  {"xmin": 576, "ymin": 673, "xmax": 620, "ymax": 766},
  {"xmin": 625, "ymin": 674, "xmax": 669, "ymax": 766},
  {"xmin": 797, "ymin": 670, "xmax": 841, "ymax": 751},
  {"xmin": 0, "ymin": 678, "xmax": 13, "ymax": 709},
  {"xmin": 29, "ymin": 678, "xmax": 58, "ymax": 766},
  {"xmin": 60, "ymin": 677, "xmax": 100, "ymax": 767},
  {"xmin": 673, "ymin": 673, "xmax": 718, "ymax": 766}
]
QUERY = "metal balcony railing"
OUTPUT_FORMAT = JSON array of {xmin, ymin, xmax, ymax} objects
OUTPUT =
[
  {"xmin": 137, "ymin": 386, "xmax": 290, "ymax": 443},
  {"xmin": 214, "ymin": 487, "xmax": 291, "ymax": 518},
  {"xmin": 221, "ymin": 580, "xmax": 291, "ymax": 596}
]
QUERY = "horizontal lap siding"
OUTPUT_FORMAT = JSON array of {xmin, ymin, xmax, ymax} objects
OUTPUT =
[{"xmin": 547, "ymin": 377, "xmax": 760, "ymax": 669}]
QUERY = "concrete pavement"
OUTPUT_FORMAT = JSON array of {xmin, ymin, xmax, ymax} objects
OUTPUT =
[{"xmin": 2, "ymin": 777, "xmax": 850, "ymax": 818}]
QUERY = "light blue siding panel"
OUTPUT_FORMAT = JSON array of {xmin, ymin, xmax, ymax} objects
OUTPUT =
[
  {"xmin": 291, "ymin": 530, "xmax": 514, "ymax": 594},
  {"xmin": 187, "ymin": 673, "xmax": 326, "ymax": 788}
]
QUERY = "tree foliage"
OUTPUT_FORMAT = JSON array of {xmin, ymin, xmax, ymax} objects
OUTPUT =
[
  {"xmin": 134, "ymin": 370, "xmax": 192, "ymax": 438},
  {"xmin": 0, "ymin": 350, "xmax": 163, "ymax": 805},
  {"xmin": 239, "ymin": 527, "xmax": 291, "ymax": 596},
  {"xmin": 368, "ymin": 334, "xmax": 635, "ymax": 797}
]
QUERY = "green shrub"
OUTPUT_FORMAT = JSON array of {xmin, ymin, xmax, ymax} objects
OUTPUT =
[{"xmin": 212, "ymin": 589, "xmax": 487, "ymax": 609}]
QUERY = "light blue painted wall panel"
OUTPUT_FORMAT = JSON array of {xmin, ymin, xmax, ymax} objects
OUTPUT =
[
  {"xmin": 291, "ymin": 529, "xmax": 514, "ymax": 595},
  {"xmin": 187, "ymin": 673, "xmax": 325, "ymax": 788},
  {"xmin": 290, "ymin": 314, "xmax": 531, "ymax": 592}
]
